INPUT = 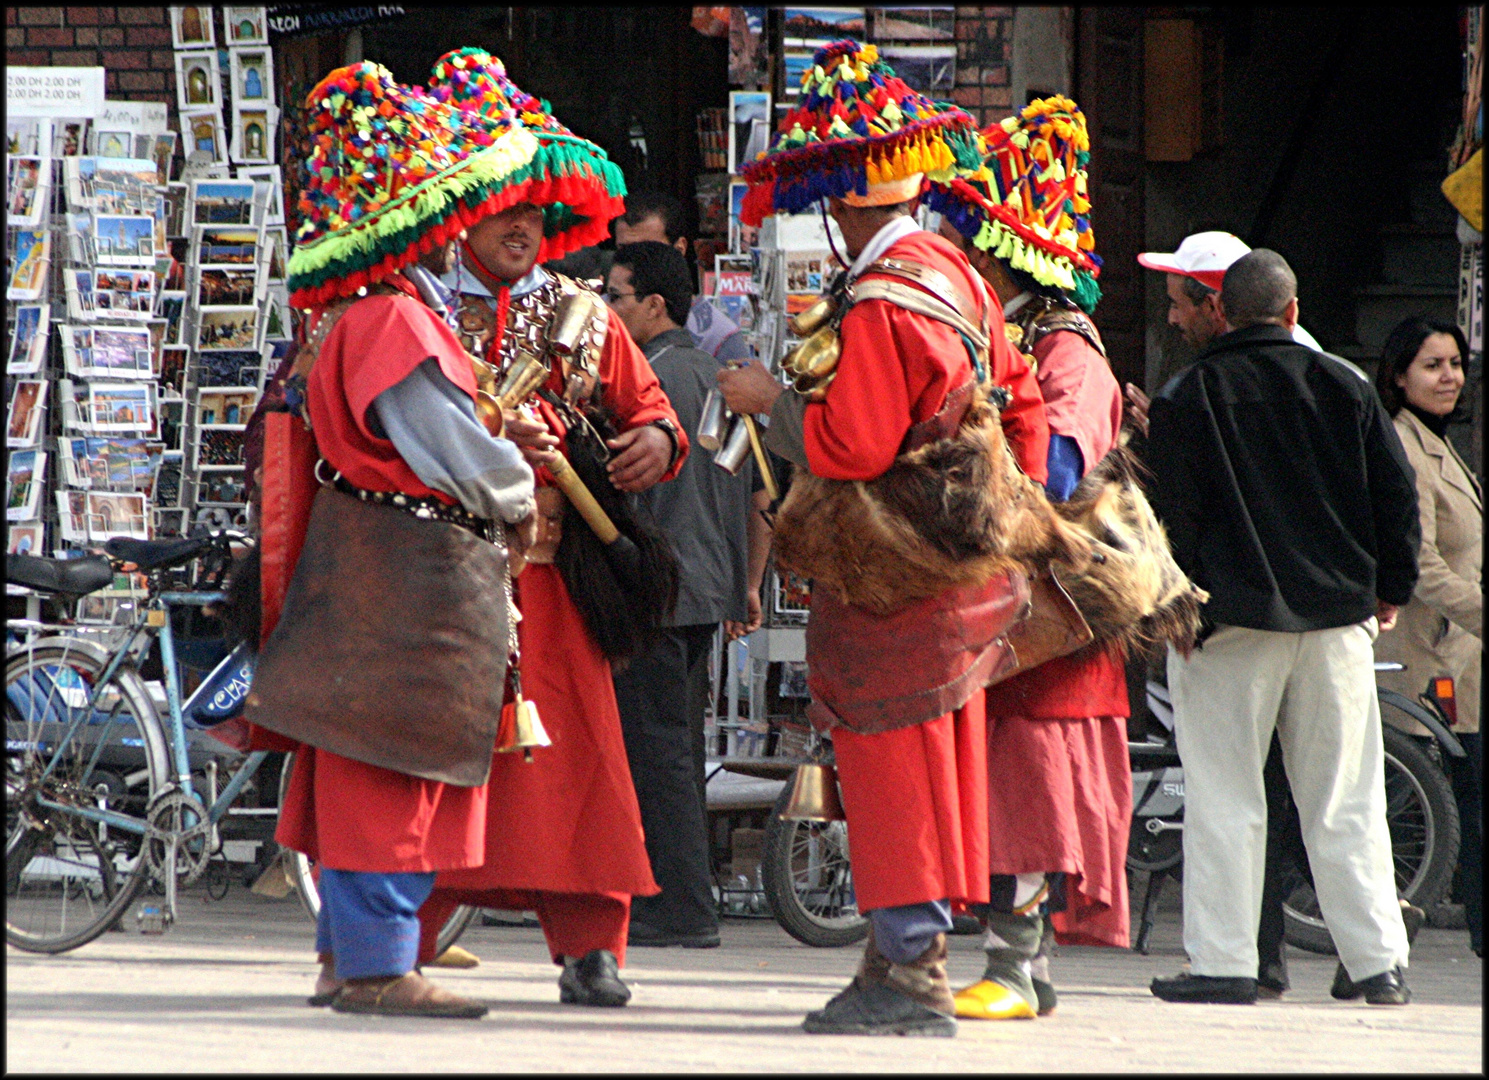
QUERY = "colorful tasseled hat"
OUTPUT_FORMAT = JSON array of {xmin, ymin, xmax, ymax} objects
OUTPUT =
[
  {"xmin": 925, "ymin": 95, "xmax": 1103, "ymax": 313},
  {"xmin": 425, "ymin": 47, "xmax": 626, "ymax": 263},
  {"xmin": 287, "ymin": 61, "xmax": 540, "ymax": 309},
  {"xmin": 738, "ymin": 40, "xmax": 982, "ymax": 227}
]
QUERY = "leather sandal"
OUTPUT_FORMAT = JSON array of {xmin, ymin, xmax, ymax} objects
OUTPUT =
[
  {"xmin": 308, "ymin": 955, "xmax": 345, "ymax": 1007},
  {"xmin": 330, "ymin": 971, "xmax": 488, "ymax": 1018}
]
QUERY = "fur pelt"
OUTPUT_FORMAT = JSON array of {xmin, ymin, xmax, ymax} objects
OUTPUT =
[
  {"xmin": 1053, "ymin": 437, "xmax": 1209, "ymax": 656},
  {"xmin": 774, "ymin": 392, "xmax": 1091, "ymax": 615},
  {"xmin": 553, "ymin": 404, "xmax": 680, "ymax": 665}
]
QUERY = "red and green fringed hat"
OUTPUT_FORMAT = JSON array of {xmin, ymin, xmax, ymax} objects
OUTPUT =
[
  {"xmin": 737, "ymin": 40, "xmax": 982, "ymax": 227},
  {"xmin": 287, "ymin": 61, "xmax": 541, "ymax": 309},
  {"xmin": 924, "ymin": 95, "xmax": 1103, "ymax": 313},
  {"xmin": 425, "ymin": 47, "xmax": 626, "ymax": 264}
]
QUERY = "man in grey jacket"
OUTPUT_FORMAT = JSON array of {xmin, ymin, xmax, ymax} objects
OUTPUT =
[{"xmin": 1146, "ymin": 250, "xmax": 1421, "ymax": 1006}]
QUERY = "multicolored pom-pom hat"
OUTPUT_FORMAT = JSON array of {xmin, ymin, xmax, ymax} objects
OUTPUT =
[
  {"xmin": 425, "ymin": 47, "xmax": 626, "ymax": 264},
  {"xmin": 287, "ymin": 61, "xmax": 540, "ymax": 309},
  {"xmin": 737, "ymin": 40, "xmax": 982, "ymax": 227},
  {"xmin": 924, "ymin": 95, "xmax": 1103, "ymax": 313}
]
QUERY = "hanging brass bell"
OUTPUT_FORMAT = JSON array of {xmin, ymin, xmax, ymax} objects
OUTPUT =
[
  {"xmin": 779, "ymin": 762, "xmax": 847, "ymax": 822},
  {"xmin": 496, "ymin": 695, "xmax": 552, "ymax": 763}
]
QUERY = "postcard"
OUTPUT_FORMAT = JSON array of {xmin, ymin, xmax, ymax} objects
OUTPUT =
[
  {"xmin": 88, "ymin": 382, "xmax": 154, "ymax": 432},
  {"xmin": 190, "ymin": 178, "xmax": 258, "ymax": 226},
  {"xmin": 194, "ymin": 349, "xmax": 261, "ymax": 387},
  {"xmin": 878, "ymin": 44, "xmax": 957, "ymax": 95},
  {"xmin": 197, "ymin": 225, "xmax": 261, "ymax": 268},
  {"xmin": 92, "ymin": 269, "xmax": 158, "ymax": 322},
  {"xmin": 7, "ymin": 117, "xmax": 50, "ymax": 156},
  {"xmin": 196, "ymin": 428, "xmax": 247, "ymax": 469},
  {"xmin": 95, "ymin": 129, "xmax": 132, "ymax": 159},
  {"xmin": 175, "ymin": 50, "xmax": 221, "ymax": 113},
  {"xmin": 160, "ymin": 345, "xmax": 190, "ymax": 396},
  {"xmin": 782, "ymin": 7, "xmax": 865, "ymax": 47},
  {"xmin": 153, "ymin": 451, "xmax": 184, "ymax": 507},
  {"xmin": 238, "ymin": 164, "xmax": 283, "ymax": 224},
  {"xmin": 229, "ymin": 47, "xmax": 275, "ymax": 106},
  {"xmin": 262, "ymin": 224, "xmax": 288, "ymax": 281},
  {"xmin": 196, "ymin": 267, "xmax": 262, "ymax": 307},
  {"xmin": 197, "ymin": 389, "xmax": 259, "ymax": 427},
  {"xmin": 872, "ymin": 6, "xmax": 954, "ymax": 41},
  {"xmin": 7, "ymin": 304, "xmax": 50, "ymax": 374},
  {"xmin": 223, "ymin": 5, "xmax": 268, "ymax": 46},
  {"xmin": 262, "ymin": 285, "xmax": 290, "ymax": 340},
  {"xmin": 230, "ymin": 105, "xmax": 276, "ymax": 165},
  {"xmin": 729, "ymin": 181, "xmax": 759, "ymax": 253},
  {"xmin": 728, "ymin": 91, "xmax": 772, "ymax": 177},
  {"xmin": 93, "ymin": 214, "xmax": 155, "ymax": 266},
  {"xmin": 86, "ymin": 490, "xmax": 150, "ymax": 541},
  {"xmin": 198, "ymin": 470, "xmax": 248, "ymax": 505},
  {"xmin": 156, "ymin": 291, "xmax": 188, "ymax": 344},
  {"xmin": 163, "ymin": 182, "xmax": 187, "ymax": 236},
  {"xmin": 197, "ymin": 306, "xmax": 260, "ymax": 351},
  {"xmin": 8, "ymin": 521, "xmax": 44, "ymax": 556},
  {"xmin": 8, "ymin": 229, "xmax": 51, "ymax": 300},
  {"xmin": 7, "ymin": 449, "xmax": 47, "ymax": 521},
  {"xmin": 171, "ymin": 4, "xmax": 216, "ymax": 48},
  {"xmin": 54, "ymin": 490, "xmax": 88, "ymax": 542},
  {"xmin": 7, "ymin": 155, "xmax": 48, "ymax": 228},
  {"xmin": 8, "ymin": 380, "xmax": 49, "ymax": 447},
  {"xmin": 782, "ymin": 50, "xmax": 816, "ymax": 96},
  {"xmin": 52, "ymin": 119, "xmax": 89, "ymax": 158},
  {"xmin": 181, "ymin": 109, "xmax": 227, "ymax": 165}
]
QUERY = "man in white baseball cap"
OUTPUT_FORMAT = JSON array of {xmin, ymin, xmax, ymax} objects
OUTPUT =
[{"xmin": 1128, "ymin": 231, "xmax": 1355, "ymax": 432}]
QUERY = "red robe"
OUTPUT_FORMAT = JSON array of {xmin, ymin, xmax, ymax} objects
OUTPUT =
[
  {"xmin": 982, "ymin": 326, "xmax": 1132, "ymax": 948},
  {"xmin": 427, "ymin": 295, "xmax": 684, "ymax": 901},
  {"xmin": 806, "ymin": 229, "xmax": 994, "ymax": 911},
  {"xmin": 274, "ymin": 291, "xmax": 490, "ymax": 873}
]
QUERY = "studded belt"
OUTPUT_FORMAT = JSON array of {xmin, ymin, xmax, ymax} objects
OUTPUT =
[{"xmin": 314, "ymin": 459, "xmax": 497, "ymax": 542}]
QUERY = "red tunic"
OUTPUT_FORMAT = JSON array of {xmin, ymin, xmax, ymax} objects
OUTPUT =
[
  {"xmin": 989, "ymin": 314, "xmax": 1050, "ymax": 486},
  {"xmin": 982, "ymin": 326, "xmax": 1132, "ymax": 948},
  {"xmin": 427, "ymin": 292, "xmax": 684, "ymax": 900},
  {"xmin": 274, "ymin": 292, "xmax": 490, "ymax": 873},
  {"xmin": 805, "ymin": 229, "xmax": 992, "ymax": 910}
]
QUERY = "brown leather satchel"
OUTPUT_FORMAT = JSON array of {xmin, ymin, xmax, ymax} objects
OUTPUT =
[
  {"xmin": 243, "ymin": 486, "xmax": 511, "ymax": 786},
  {"xmin": 994, "ymin": 568, "xmax": 1095, "ymax": 682}
]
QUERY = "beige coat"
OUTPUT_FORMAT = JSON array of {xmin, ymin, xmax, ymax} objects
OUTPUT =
[{"xmin": 1375, "ymin": 409, "xmax": 1482, "ymax": 733}]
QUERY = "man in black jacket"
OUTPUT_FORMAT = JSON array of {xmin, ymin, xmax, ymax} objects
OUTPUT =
[{"xmin": 1145, "ymin": 250, "xmax": 1421, "ymax": 1006}]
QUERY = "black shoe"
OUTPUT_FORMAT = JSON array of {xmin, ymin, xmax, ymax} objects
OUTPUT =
[
  {"xmin": 1150, "ymin": 972, "xmax": 1257, "ymax": 1004},
  {"xmin": 1256, "ymin": 959, "xmax": 1289, "ymax": 999},
  {"xmin": 626, "ymin": 921, "xmax": 721, "ymax": 949},
  {"xmin": 558, "ymin": 949, "xmax": 631, "ymax": 1007},
  {"xmin": 802, "ymin": 978, "xmax": 957, "ymax": 1036},
  {"xmin": 1331, "ymin": 963, "xmax": 1410, "ymax": 1005}
]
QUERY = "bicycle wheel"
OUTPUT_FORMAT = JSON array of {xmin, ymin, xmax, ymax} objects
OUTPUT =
[
  {"xmin": 1282, "ymin": 720, "xmax": 1462, "ymax": 954},
  {"xmin": 761, "ymin": 781, "xmax": 869, "ymax": 947},
  {"xmin": 6, "ymin": 639, "xmax": 168, "ymax": 953},
  {"xmin": 276, "ymin": 752, "xmax": 478, "ymax": 954}
]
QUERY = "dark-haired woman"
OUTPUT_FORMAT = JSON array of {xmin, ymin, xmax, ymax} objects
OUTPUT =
[{"xmin": 1373, "ymin": 317, "xmax": 1481, "ymax": 956}]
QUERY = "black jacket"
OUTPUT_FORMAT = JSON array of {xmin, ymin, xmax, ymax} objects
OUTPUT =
[{"xmin": 1147, "ymin": 324, "xmax": 1420, "ymax": 633}]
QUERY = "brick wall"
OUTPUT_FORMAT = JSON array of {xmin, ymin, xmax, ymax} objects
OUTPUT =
[
  {"xmin": 952, "ymin": 6, "xmax": 1014, "ymax": 127},
  {"xmin": 6, "ymin": 7, "xmax": 178, "ymax": 120}
]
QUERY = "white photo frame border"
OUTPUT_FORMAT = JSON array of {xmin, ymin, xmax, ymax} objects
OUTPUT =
[
  {"xmin": 238, "ymin": 164, "xmax": 284, "ymax": 224},
  {"xmin": 180, "ymin": 109, "xmax": 229, "ymax": 166},
  {"xmin": 228, "ymin": 46, "xmax": 275, "ymax": 107},
  {"xmin": 171, "ymin": 5, "xmax": 217, "ymax": 49},
  {"xmin": 175, "ymin": 50, "xmax": 222, "ymax": 114},
  {"xmin": 223, "ymin": 5, "xmax": 269, "ymax": 46},
  {"xmin": 230, "ymin": 105, "xmax": 277, "ymax": 165}
]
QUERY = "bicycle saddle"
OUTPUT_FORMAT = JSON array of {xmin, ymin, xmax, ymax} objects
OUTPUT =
[
  {"xmin": 104, "ymin": 535, "xmax": 213, "ymax": 571},
  {"xmin": 6, "ymin": 553, "xmax": 115, "ymax": 597}
]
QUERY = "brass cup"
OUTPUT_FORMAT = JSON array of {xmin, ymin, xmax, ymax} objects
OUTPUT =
[
  {"xmin": 713, "ymin": 416, "xmax": 753, "ymax": 474},
  {"xmin": 779, "ymin": 763, "xmax": 847, "ymax": 822},
  {"xmin": 696, "ymin": 388, "xmax": 729, "ymax": 452},
  {"xmin": 792, "ymin": 326, "xmax": 841, "ymax": 380},
  {"xmin": 790, "ymin": 294, "xmax": 836, "ymax": 336},
  {"xmin": 548, "ymin": 291, "xmax": 602, "ymax": 356},
  {"xmin": 475, "ymin": 391, "xmax": 504, "ymax": 436}
]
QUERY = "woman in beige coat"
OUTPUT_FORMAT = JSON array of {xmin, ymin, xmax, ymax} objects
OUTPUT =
[{"xmin": 1373, "ymin": 317, "xmax": 1480, "ymax": 955}]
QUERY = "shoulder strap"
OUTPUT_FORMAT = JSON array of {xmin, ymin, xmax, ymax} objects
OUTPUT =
[
  {"xmin": 852, "ymin": 258, "xmax": 990, "ymax": 351},
  {"xmin": 1029, "ymin": 305, "xmax": 1106, "ymax": 358}
]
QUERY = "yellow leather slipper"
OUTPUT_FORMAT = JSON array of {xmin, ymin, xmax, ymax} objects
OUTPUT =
[
  {"xmin": 953, "ymin": 979, "xmax": 1037, "ymax": 1020},
  {"xmin": 427, "ymin": 944, "xmax": 481, "ymax": 969}
]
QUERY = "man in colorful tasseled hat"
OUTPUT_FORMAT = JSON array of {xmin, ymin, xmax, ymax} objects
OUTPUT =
[
  {"xmin": 409, "ymin": 47, "xmax": 688, "ymax": 1010},
  {"xmin": 926, "ymin": 96, "xmax": 1134, "ymax": 1020},
  {"xmin": 716, "ymin": 41, "xmax": 1065, "ymax": 1037},
  {"xmin": 247, "ymin": 62, "xmax": 542, "ymax": 1018}
]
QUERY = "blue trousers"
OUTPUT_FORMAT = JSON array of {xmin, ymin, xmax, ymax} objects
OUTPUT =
[
  {"xmin": 315, "ymin": 868, "xmax": 436, "ymax": 980},
  {"xmin": 870, "ymin": 899, "xmax": 953, "ymax": 964}
]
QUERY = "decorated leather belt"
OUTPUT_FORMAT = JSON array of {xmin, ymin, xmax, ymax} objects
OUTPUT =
[{"xmin": 316, "ymin": 460, "xmax": 496, "ymax": 542}]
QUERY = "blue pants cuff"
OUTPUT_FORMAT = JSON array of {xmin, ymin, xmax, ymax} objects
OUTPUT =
[
  {"xmin": 318, "ymin": 868, "xmax": 436, "ymax": 980},
  {"xmin": 870, "ymin": 899, "xmax": 953, "ymax": 964}
]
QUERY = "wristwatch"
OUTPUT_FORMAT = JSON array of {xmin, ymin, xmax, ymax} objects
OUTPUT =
[{"xmin": 649, "ymin": 417, "xmax": 682, "ymax": 469}]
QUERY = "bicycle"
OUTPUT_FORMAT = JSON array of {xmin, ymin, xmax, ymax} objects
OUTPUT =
[{"xmin": 6, "ymin": 535, "xmax": 475, "ymax": 956}]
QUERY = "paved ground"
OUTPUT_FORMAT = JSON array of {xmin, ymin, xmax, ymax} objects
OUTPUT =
[{"xmin": 6, "ymin": 881, "xmax": 1482, "ymax": 1073}]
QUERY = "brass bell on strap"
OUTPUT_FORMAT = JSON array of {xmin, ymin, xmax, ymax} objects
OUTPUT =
[
  {"xmin": 496, "ymin": 695, "xmax": 551, "ymax": 763},
  {"xmin": 779, "ymin": 762, "xmax": 847, "ymax": 822}
]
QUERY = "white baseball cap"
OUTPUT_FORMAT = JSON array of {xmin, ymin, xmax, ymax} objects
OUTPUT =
[{"xmin": 1137, "ymin": 231, "xmax": 1252, "ymax": 291}]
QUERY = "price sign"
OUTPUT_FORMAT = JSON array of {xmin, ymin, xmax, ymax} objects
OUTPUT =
[{"xmin": 7, "ymin": 66, "xmax": 106, "ymax": 117}]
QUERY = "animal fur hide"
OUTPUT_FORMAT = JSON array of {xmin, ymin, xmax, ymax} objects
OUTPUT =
[
  {"xmin": 1053, "ymin": 438, "xmax": 1209, "ymax": 656},
  {"xmin": 774, "ymin": 391, "xmax": 1091, "ymax": 615}
]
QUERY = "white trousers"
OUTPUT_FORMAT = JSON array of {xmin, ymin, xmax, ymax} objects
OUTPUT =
[{"xmin": 1167, "ymin": 621, "xmax": 1409, "ymax": 981}]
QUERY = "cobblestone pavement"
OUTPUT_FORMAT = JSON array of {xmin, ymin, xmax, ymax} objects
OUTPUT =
[{"xmin": 6, "ymin": 884, "xmax": 1482, "ymax": 1073}]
